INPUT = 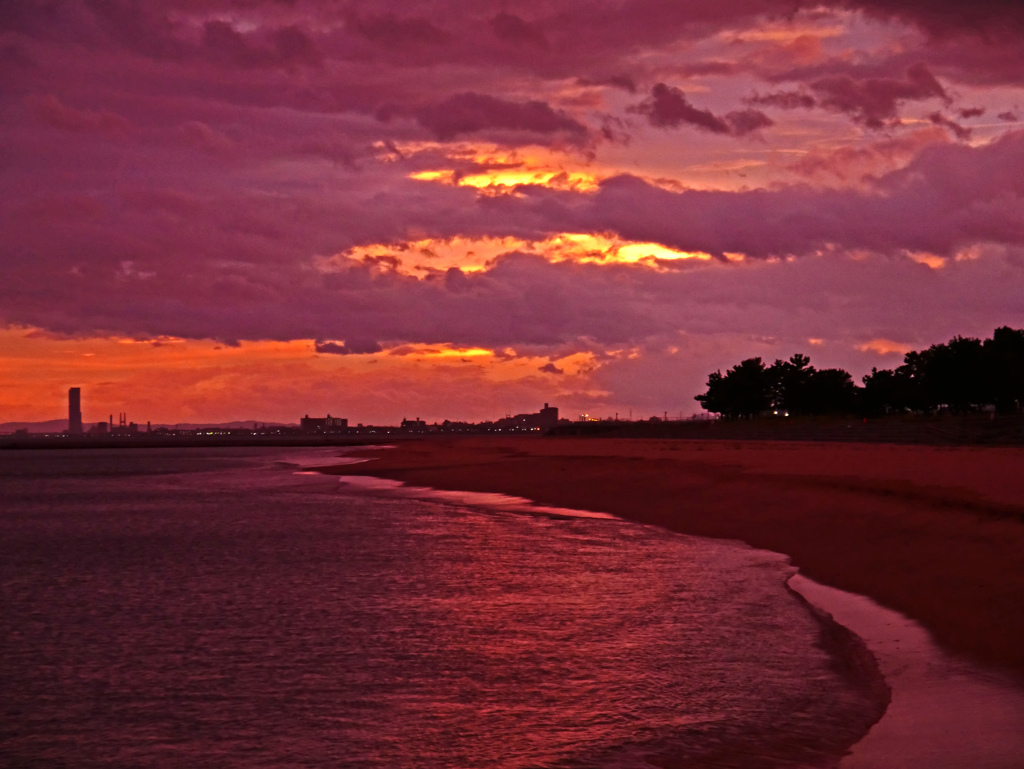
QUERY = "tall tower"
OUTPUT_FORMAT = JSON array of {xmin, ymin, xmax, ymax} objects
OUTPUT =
[{"xmin": 68, "ymin": 387, "xmax": 83, "ymax": 435}]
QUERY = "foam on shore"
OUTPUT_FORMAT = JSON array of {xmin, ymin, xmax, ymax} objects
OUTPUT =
[
  {"xmin": 335, "ymin": 474, "xmax": 619, "ymax": 519},
  {"xmin": 789, "ymin": 574, "xmax": 1024, "ymax": 769}
]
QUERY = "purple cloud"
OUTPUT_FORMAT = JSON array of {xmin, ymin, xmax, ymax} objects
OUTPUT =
[
  {"xmin": 414, "ymin": 93, "xmax": 591, "ymax": 143},
  {"xmin": 346, "ymin": 12, "xmax": 450, "ymax": 46},
  {"xmin": 748, "ymin": 91, "xmax": 818, "ymax": 110},
  {"xmin": 633, "ymin": 84, "xmax": 773, "ymax": 136},
  {"xmin": 809, "ymin": 64, "xmax": 948, "ymax": 128},
  {"xmin": 315, "ymin": 339, "xmax": 384, "ymax": 355},
  {"xmin": 928, "ymin": 112, "xmax": 972, "ymax": 141},
  {"xmin": 490, "ymin": 13, "xmax": 548, "ymax": 48},
  {"xmin": 2, "ymin": 0, "xmax": 1023, "ymax": 401}
]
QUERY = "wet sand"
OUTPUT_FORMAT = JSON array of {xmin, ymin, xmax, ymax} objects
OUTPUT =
[
  {"xmin": 789, "ymin": 575, "xmax": 1024, "ymax": 768},
  {"xmin": 322, "ymin": 436, "xmax": 1024, "ymax": 680}
]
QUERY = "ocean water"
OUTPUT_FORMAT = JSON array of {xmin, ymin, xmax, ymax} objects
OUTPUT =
[{"xmin": 0, "ymin": 448, "xmax": 885, "ymax": 768}]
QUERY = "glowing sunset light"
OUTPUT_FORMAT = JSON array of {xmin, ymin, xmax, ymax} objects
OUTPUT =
[
  {"xmin": 614, "ymin": 243, "xmax": 713, "ymax": 263},
  {"xmin": 391, "ymin": 346, "xmax": 494, "ymax": 359},
  {"xmin": 410, "ymin": 168, "xmax": 601, "ymax": 191},
  {"xmin": 2, "ymin": 1, "xmax": 1024, "ymax": 426},
  {"xmin": 856, "ymin": 339, "xmax": 914, "ymax": 356},
  {"xmin": 905, "ymin": 252, "xmax": 947, "ymax": 269}
]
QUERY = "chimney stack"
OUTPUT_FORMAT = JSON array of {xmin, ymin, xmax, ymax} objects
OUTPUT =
[{"xmin": 68, "ymin": 388, "xmax": 82, "ymax": 435}]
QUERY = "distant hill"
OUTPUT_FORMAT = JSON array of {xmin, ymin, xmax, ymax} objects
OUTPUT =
[
  {"xmin": 0, "ymin": 420, "xmax": 295, "ymax": 434},
  {"xmin": 0, "ymin": 419, "xmax": 69, "ymax": 434}
]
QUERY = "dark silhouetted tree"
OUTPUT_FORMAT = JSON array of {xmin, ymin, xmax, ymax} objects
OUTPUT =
[
  {"xmin": 919, "ymin": 336, "xmax": 987, "ymax": 412},
  {"xmin": 860, "ymin": 367, "xmax": 919, "ymax": 414},
  {"xmin": 768, "ymin": 354, "xmax": 813, "ymax": 414},
  {"xmin": 984, "ymin": 326, "xmax": 1024, "ymax": 412},
  {"xmin": 695, "ymin": 357, "xmax": 773, "ymax": 418},
  {"xmin": 803, "ymin": 368, "xmax": 857, "ymax": 414},
  {"xmin": 697, "ymin": 327, "xmax": 1024, "ymax": 418}
]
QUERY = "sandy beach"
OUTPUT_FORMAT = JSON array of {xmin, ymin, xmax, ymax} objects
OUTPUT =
[{"xmin": 322, "ymin": 436, "xmax": 1024, "ymax": 680}]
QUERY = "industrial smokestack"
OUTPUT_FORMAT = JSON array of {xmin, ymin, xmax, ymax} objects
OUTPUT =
[{"xmin": 68, "ymin": 388, "xmax": 83, "ymax": 435}]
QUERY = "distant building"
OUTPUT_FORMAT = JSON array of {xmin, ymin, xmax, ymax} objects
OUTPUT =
[
  {"xmin": 300, "ymin": 414, "xmax": 348, "ymax": 432},
  {"xmin": 493, "ymin": 403, "xmax": 560, "ymax": 432},
  {"xmin": 400, "ymin": 418, "xmax": 428, "ymax": 433},
  {"xmin": 110, "ymin": 413, "xmax": 138, "ymax": 435},
  {"xmin": 68, "ymin": 387, "xmax": 83, "ymax": 435}
]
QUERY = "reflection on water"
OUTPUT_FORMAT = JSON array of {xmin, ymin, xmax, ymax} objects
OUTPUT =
[{"xmin": 0, "ymin": 448, "xmax": 884, "ymax": 768}]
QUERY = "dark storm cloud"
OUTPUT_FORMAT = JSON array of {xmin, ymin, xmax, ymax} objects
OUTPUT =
[
  {"xmin": 832, "ymin": 0, "xmax": 1024, "ymax": 38},
  {"xmin": 928, "ymin": 112, "xmax": 971, "ymax": 141},
  {"xmin": 750, "ymin": 64, "xmax": 950, "ymax": 129},
  {"xmin": 567, "ymin": 132, "xmax": 1024, "ymax": 258},
  {"xmin": 809, "ymin": 63, "xmax": 948, "ymax": 128},
  {"xmin": 413, "ymin": 93, "xmax": 591, "ymax": 143},
  {"xmin": 748, "ymin": 91, "xmax": 817, "ymax": 110},
  {"xmin": 3, "ymin": 0, "xmax": 1024, "ymax": 356},
  {"xmin": 315, "ymin": 339, "xmax": 384, "ymax": 355},
  {"xmin": 4, "ymin": 127, "xmax": 1024, "ymax": 347},
  {"xmin": 724, "ymin": 109, "xmax": 774, "ymax": 136},
  {"xmin": 634, "ymin": 83, "xmax": 731, "ymax": 133},
  {"xmin": 632, "ymin": 84, "xmax": 773, "ymax": 136}
]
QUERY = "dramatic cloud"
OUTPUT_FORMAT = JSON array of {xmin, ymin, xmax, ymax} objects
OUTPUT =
[
  {"xmin": 413, "ymin": 93, "xmax": 592, "ymax": 143},
  {"xmin": 754, "ymin": 64, "xmax": 949, "ymax": 129},
  {"xmin": 840, "ymin": 0, "xmax": 1024, "ymax": 38},
  {"xmin": 748, "ymin": 91, "xmax": 817, "ymax": 110},
  {"xmin": 633, "ymin": 84, "xmax": 773, "ymax": 136},
  {"xmin": 812, "ymin": 64, "xmax": 948, "ymax": 128},
  {"xmin": 2, "ymin": 0, "xmax": 1024, "ymax": 422},
  {"xmin": 928, "ymin": 112, "xmax": 971, "ymax": 141},
  {"xmin": 315, "ymin": 340, "xmax": 385, "ymax": 355}
]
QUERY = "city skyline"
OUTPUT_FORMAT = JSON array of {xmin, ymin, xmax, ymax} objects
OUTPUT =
[
  {"xmin": 2, "ymin": 2, "xmax": 1024, "ymax": 424},
  {"xmin": 2, "ymin": 387, "xmax": 566, "ymax": 434}
]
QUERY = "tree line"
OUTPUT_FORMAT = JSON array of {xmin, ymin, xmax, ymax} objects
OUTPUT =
[{"xmin": 695, "ymin": 327, "xmax": 1024, "ymax": 419}]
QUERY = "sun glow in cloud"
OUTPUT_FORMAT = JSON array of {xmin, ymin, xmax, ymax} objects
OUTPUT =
[
  {"xmin": 4, "ymin": 1, "xmax": 1024, "ymax": 426},
  {"xmin": 906, "ymin": 252, "xmax": 947, "ymax": 269},
  {"xmin": 856, "ymin": 339, "xmax": 913, "ymax": 356},
  {"xmin": 328, "ymin": 233, "xmax": 717, "ymax": 276},
  {"xmin": 387, "ymin": 345, "xmax": 494, "ymax": 360},
  {"xmin": 0, "ymin": 329, "xmax": 617, "ymax": 426},
  {"xmin": 405, "ymin": 143, "xmax": 603, "ymax": 192},
  {"xmin": 410, "ymin": 168, "xmax": 601, "ymax": 192}
]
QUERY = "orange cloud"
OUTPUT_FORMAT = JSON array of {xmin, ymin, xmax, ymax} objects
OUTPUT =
[
  {"xmin": 325, "ymin": 232, "xmax": 716, "ymax": 277},
  {"xmin": 856, "ymin": 338, "xmax": 913, "ymax": 356},
  {"xmin": 0, "ymin": 329, "xmax": 610, "ymax": 426}
]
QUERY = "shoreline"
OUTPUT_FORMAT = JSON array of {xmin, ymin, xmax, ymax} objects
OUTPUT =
[
  {"xmin": 310, "ymin": 445, "xmax": 1024, "ymax": 767},
  {"xmin": 318, "ymin": 467, "xmax": 891, "ymax": 767},
  {"xmin": 318, "ymin": 436, "xmax": 1024, "ymax": 680},
  {"xmin": 789, "ymin": 575, "xmax": 1024, "ymax": 768}
]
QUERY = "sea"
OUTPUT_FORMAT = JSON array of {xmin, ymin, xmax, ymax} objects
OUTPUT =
[{"xmin": 0, "ymin": 447, "xmax": 887, "ymax": 768}]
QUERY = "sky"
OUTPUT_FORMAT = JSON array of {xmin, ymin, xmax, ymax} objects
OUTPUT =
[{"xmin": 2, "ymin": 1, "xmax": 1024, "ymax": 426}]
